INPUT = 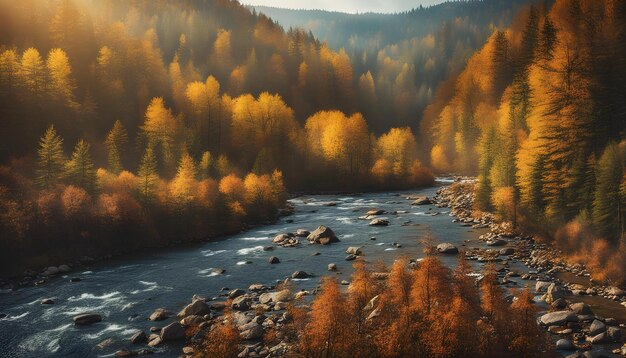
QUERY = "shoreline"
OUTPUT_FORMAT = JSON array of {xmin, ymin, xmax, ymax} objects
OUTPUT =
[
  {"xmin": 434, "ymin": 180, "xmax": 626, "ymax": 356},
  {"xmin": 2, "ymin": 180, "xmax": 444, "ymax": 290}
]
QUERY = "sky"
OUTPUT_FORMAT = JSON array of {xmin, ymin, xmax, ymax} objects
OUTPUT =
[{"xmin": 240, "ymin": 0, "xmax": 446, "ymax": 14}]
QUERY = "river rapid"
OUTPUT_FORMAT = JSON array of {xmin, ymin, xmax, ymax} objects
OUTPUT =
[{"xmin": 0, "ymin": 178, "xmax": 623, "ymax": 357}]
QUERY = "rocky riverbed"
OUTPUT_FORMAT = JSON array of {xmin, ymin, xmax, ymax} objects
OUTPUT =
[
  {"xmin": 434, "ymin": 180, "xmax": 626, "ymax": 357},
  {"xmin": 1, "ymin": 178, "xmax": 624, "ymax": 357}
]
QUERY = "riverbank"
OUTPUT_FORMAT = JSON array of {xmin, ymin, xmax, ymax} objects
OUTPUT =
[
  {"xmin": 2, "ymin": 180, "xmax": 623, "ymax": 357},
  {"xmin": 0, "ymin": 203, "xmax": 295, "ymax": 290},
  {"xmin": 434, "ymin": 180, "xmax": 626, "ymax": 357}
]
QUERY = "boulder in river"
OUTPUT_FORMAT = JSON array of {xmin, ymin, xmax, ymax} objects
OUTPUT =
[
  {"xmin": 328, "ymin": 263, "xmax": 337, "ymax": 271},
  {"xmin": 436, "ymin": 243, "xmax": 458, "ymax": 254},
  {"xmin": 73, "ymin": 313, "xmax": 102, "ymax": 326},
  {"xmin": 411, "ymin": 196, "xmax": 431, "ymax": 205},
  {"xmin": 499, "ymin": 247, "xmax": 515, "ymax": 255},
  {"xmin": 41, "ymin": 298, "xmax": 55, "ymax": 305},
  {"xmin": 307, "ymin": 226, "xmax": 339, "ymax": 245},
  {"xmin": 149, "ymin": 308, "xmax": 172, "ymax": 321},
  {"xmin": 369, "ymin": 218, "xmax": 389, "ymax": 226},
  {"xmin": 366, "ymin": 209, "xmax": 385, "ymax": 216},
  {"xmin": 346, "ymin": 247, "xmax": 362, "ymax": 255},
  {"xmin": 130, "ymin": 331, "xmax": 147, "ymax": 344},
  {"xmin": 268, "ymin": 256, "xmax": 280, "ymax": 264},
  {"xmin": 178, "ymin": 299, "xmax": 210, "ymax": 318},
  {"xmin": 291, "ymin": 271, "xmax": 310, "ymax": 279},
  {"xmin": 539, "ymin": 311, "xmax": 578, "ymax": 326},
  {"xmin": 160, "ymin": 322, "xmax": 185, "ymax": 341}
]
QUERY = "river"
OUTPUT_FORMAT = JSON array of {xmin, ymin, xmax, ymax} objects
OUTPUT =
[{"xmin": 0, "ymin": 179, "xmax": 622, "ymax": 357}]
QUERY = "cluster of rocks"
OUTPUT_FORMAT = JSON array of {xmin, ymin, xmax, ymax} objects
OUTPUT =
[
  {"xmin": 273, "ymin": 226, "xmax": 339, "ymax": 248},
  {"xmin": 95, "ymin": 283, "xmax": 306, "ymax": 357},
  {"xmin": 358, "ymin": 209, "xmax": 390, "ymax": 226},
  {"xmin": 537, "ymin": 292, "xmax": 624, "ymax": 355}
]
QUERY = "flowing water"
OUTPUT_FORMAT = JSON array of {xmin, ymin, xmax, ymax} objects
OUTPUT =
[{"xmin": 0, "ymin": 179, "xmax": 621, "ymax": 357}]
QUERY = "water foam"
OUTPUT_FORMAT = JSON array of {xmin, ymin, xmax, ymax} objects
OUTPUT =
[{"xmin": 237, "ymin": 246, "xmax": 264, "ymax": 255}]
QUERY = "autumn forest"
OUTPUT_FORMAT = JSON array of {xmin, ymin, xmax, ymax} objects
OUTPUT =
[{"xmin": 0, "ymin": 0, "xmax": 625, "ymax": 357}]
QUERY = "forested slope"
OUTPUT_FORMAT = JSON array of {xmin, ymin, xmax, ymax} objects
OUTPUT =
[{"xmin": 426, "ymin": 0, "xmax": 626, "ymax": 284}]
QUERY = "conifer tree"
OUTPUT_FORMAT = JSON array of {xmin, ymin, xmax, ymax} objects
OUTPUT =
[
  {"xmin": 105, "ymin": 120, "xmax": 128, "ymax": 174},
  {"xmin": 138, "ymin": 147, "xmax": 158, "ymax": 203},
  {"xmin": 65, "ymin": 140, "xmax": 96, "ymax": 192},
  {"xmin": 37, "ymin": 125, "xmax": 66, "ymax": 188},
  {"xmin": 592, "ymin": 143, "xmax": 623, "ymax": 242}
]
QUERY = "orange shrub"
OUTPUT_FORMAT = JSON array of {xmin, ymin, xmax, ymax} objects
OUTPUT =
[
  {"xmin": 61, "ymin": 185, "xmax": 91, "ymax": 219},
  {"xmin": 219, "ymin": 174, "xmax": 245, "ymax": 202}
]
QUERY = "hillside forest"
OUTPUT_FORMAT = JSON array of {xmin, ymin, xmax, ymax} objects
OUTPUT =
[{"xmin": 0, "ymin": 0, "xmax": 624, "ymax": 290}]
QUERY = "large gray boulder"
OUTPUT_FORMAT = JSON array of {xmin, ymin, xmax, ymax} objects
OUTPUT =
[
  {"xmin": 178, "ymin": 299, "xmax": 210, "ymax": 318},
  {"xmin": 160, "ymin": 322, "xmax": 185, "ymax": 341},
  {"xmin": 539, "ymin": 311, "xmax": 578, "ymax": 326},
  {"xmin": 307, "ymin": 226, "xmax": 339, "ymax": 245},
  {"xmin": 437, "ymin": 243, "xmax": 459, "ymax": 254}
]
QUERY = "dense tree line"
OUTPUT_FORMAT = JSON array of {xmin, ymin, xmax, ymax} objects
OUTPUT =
[
  {"xmin": 427, "ymin": 0, "xmax": 626, "ymax": 284},
  {"xmin": 0, "ymin": 0, "xmax": 435, "ymax": 275},
  {"xmin": 255, "ymin": 0, "xmax": 544, "ymax": 133}
]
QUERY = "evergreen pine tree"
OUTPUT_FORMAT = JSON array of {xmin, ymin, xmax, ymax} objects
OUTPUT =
[{"xmin": 36, "ymin": 125, "xmax": 66, "ymax": 188}]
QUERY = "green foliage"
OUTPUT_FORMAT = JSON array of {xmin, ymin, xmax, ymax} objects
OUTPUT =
[
  {"xmin": 105, "ymin": 120, "xmax": 128, "ymax": 174},
  {"xmin": 592, "ymin": 143, "xmax": 623, "ymax": 242},
  {"xmin": 65, "ymin": 140, "xmax": 96, "ymax": 192},
  {"xmin": 36, "ymin": 125, "xmax": 66, "ymax": 188},
  {"xmin": 138, "ymin": 147, "xmax": 158, "ymax": 203}
]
